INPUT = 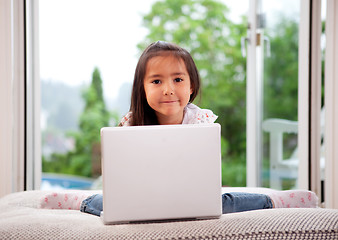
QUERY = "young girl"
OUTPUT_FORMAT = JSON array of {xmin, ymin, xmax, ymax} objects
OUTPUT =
[{"xmin": 40, "ymin": 41, "xmax": 318, "ymax": 215}]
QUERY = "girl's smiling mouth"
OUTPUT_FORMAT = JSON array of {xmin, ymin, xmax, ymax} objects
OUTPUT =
[{"xmin": 161, "ymin": 100, "xmax": 179, "ymax": 104}]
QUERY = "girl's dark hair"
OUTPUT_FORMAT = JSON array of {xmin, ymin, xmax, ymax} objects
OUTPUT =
[{"xmin": 129, "ymin": 41, "xmax": 200, "ymax": 126}]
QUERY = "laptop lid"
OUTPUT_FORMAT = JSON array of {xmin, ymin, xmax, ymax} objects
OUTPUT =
[{"xmin": 101, "ymin": 123, "xmax": 222, "ymax": 224}]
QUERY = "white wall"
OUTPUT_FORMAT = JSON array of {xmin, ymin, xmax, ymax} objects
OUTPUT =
[
  {"xmin": 0, "ymin": 0, "xmax": 25, "ymax": 198},
  {"xmin": 324, "ymin": 0, "xmax": 338, "ymax": 209},
  {"xmin": 0, "ymin": 0, "xmax": 14, "ymax": 198}
]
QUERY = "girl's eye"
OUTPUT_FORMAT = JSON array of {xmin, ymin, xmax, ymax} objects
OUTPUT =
[
  {"xmin": 174, "ymin": 78, "xmax": 183, "ymax": 82},
  {"xmin": 152, "ymin": 80, "xmax": 161, "ymax": 84}
]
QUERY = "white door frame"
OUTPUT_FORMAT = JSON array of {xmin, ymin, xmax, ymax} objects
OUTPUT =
[
  {"xmin": 246, "ymin": 0, "xmax": 261, "ymax": 187},
  {"xmin": 298, "ymin": 0, "xmax": 323, "ymax": 199}
]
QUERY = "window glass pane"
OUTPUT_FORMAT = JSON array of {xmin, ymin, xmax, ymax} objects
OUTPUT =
[
  {"xmin": 40, "ymin": 0, "xmax": 248, "ymax": 190},
  {"xmin": 261, "ymin": 0, "xmax": 300, "ymax": 190}
]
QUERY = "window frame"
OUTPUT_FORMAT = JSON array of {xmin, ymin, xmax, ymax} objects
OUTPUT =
[
  {"xmin": 26, "ymin": 0, "xmax": 41, "ymax": 191},
  {"xmin": 1, "ymin": 1, "xmax": 337, "ymax": 208}
]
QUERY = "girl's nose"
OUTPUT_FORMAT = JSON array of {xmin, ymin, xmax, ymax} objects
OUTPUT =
[
  {"xmin": 163, "ymin": 82, "xmax": 174, "ymax": 95},
  {"xmin": 164, "ymin": 90, "xmax": 174, "ymax": 96}
]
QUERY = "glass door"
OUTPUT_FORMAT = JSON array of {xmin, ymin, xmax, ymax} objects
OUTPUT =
[{"xmin": 246, "ymin": 0, "xmax": 302, "ymax": 190}]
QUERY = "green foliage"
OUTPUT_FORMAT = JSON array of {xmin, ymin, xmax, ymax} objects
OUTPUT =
[
  {"xmin": 264, "ymin": 18, "xmax": 299, "ymax": 121},
  {"xmin": 139, "ymin": 0, "xmax": 247, "ymax": 186},
  {"xmin": 43, "ymin": 67, "xmax": 111, "ymax": 177},
  {"xmin": 221, "ymin": 160, "xmax": 246, "ymax": 187},
  {"xmin": 74, "ymin": 68, "xmax": 110, "ymax": 155}
]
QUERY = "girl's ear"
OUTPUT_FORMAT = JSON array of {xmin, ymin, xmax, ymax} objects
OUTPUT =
[{"xmin": 190, "ymin": 86, "xmax": 193, "ymax": 95}]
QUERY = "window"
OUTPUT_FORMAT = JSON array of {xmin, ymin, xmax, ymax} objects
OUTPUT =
[
  {"xmin": 39, "ymin": 0, "xmax": 250, "ymax": 190},
  {"xmin": 29, "ymin": 0, "xmax": 336, "ymax": 205}
]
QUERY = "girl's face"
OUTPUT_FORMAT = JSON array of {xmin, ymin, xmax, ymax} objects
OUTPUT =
[{"xmin": 144, "ymin": 55, "xmax": 193, "ymax": 125}]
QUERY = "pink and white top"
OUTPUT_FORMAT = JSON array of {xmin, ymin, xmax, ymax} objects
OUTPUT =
[{"xmin": 118, "ymin": 103, "xmax": 218, "ymax": 126}]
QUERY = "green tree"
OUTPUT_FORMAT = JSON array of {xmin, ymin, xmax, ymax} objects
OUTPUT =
[
  {"xmin": 139, "ymin": 0, "xmax": 247, "ymax": 186},
  {"xmin": 264, "ymin": 18, "xmax": 299, "ymax": 121},
  {"xmin": 43, "ymin": 67, "xmax": 110, "ymax": 177},
  {"xmin": 69, "ymin": 67, "xmax": 110, "ymax": 177}
]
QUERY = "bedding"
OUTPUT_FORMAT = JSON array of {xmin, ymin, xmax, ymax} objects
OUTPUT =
[{"xmin": 0, "ymin": 189, "xmax": 337, "ymax": 239}]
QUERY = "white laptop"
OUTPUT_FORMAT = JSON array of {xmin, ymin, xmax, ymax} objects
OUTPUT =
[{"xmin": 100, "ymin": 123, "xmax": 222, "ymax": 224}]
